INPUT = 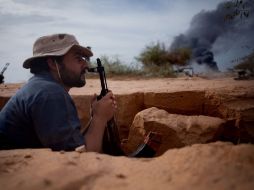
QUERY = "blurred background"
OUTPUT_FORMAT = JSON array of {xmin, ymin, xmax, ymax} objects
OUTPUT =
[{"xmin": 0, "ymin": 0, "xmax": 253, "ymax": 82}]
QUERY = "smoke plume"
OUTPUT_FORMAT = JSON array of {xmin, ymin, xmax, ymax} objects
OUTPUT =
[{"xmin": 170, "ymin": 0, "xmax": 254, "ymax": 72}]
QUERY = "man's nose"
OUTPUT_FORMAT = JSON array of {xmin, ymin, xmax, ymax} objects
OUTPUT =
[{"xmin": 82, "ymin": 59, "xmax": 89, "ymax": 69}]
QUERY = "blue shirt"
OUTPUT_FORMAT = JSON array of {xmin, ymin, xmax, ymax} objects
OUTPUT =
[{"xmin": 0, "ymin": 72, "xmax": 85, "ymax": 150}]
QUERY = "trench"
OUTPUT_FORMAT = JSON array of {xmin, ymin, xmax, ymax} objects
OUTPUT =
[
  {"xmin": 72, "ymin": 90, "xmax": 254, "ymax": 147},
  {"xmin": 1, "ymin": 89, "xmax": 253, "ymax": 153}
]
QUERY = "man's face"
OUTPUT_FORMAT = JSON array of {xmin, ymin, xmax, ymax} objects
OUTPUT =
[{"xmin": 58, "ymin": 48, "xmax": 89, "ymax": 88}]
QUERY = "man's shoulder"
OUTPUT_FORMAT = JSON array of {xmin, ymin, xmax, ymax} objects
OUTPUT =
[
  {"xmin": 16, "ymin": 75, "xmax": 66, "ymax": 100},
  {"xmin": 31, "ymin": 79, "xmax": 63, "ymax": 92},
  {"xmin": 28, "ymin": 74, "xmax": 64, "ymax": 93}
]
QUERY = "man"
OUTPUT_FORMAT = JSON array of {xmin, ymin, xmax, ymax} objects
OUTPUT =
[{"xmin": 0, "ymin": 33, "xmax": 117, "ymax": 152}]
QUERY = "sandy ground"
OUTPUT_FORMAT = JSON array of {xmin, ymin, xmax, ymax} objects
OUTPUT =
[
  {"xmin": 70, "ymin": 77, "xmax": 254, "ymax": 95},
  {"xmin": 1, "ymin": 77, "xmax": 254, "ymax": 190},
  {"xmin": 1, "ymin": 76, "xmax": 254, "ymax": 97}
]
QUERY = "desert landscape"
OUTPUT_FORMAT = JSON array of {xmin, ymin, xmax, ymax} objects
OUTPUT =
[
  {"xmin": 0, "ymin": 0, "xmax": 253, "ymax": 189},
  {"xmin": 0, "ymin": 76, "xmax": 254, "ymax": 190}
]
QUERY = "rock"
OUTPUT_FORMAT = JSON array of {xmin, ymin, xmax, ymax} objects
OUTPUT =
[
  {"xmin": 123, "ymin": 107, "xmax": 226, "ymax": 155},
  {"xmin": 0, "ymin": 142, "xmax": 253, "ymax": 190}
]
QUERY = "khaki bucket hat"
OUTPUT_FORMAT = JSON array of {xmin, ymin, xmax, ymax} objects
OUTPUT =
[{"xmin": 23, "ymin": 33, "xmax": 93, "ymax": 69}]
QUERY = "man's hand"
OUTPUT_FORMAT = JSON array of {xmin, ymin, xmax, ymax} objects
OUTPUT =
[
  {"xmin": 91, "ymin": 91, "xmax": 117, "ymax": 125},
  {"xmin": 84, "ymin": 91, "xmax": 117, "ymax": 152}
]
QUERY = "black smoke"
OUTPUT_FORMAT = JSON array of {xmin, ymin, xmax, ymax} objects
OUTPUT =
[{"xmin": 170, "ymin": 0, "xmax": 254, "ymax": 72}]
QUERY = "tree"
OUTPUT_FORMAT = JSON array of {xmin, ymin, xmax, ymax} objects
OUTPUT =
[
  {"xmin": 136, "ymin": 42, "xmax": 168, "ymax": 68},
  {"xmin": 166, "ymin": 48, "xmax": 192, "ymax": 66}
]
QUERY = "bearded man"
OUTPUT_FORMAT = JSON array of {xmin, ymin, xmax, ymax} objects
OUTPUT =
[{"xmin": 0, "ymin": 33, "xmax": 117, "ymax": 152}]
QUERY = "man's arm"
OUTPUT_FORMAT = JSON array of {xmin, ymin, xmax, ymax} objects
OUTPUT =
[
  {"xmin": 31, "ymin": 90, "xmax": 85, "ymax": 151},
  {"xmin": 84, "ymin": 91, "xmax": 117, "ymax": 152}
]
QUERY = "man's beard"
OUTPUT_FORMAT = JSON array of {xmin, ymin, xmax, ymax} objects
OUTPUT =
[{"xmin": 59, "ymin": 66, "xmax": 86, "ymax": 88}]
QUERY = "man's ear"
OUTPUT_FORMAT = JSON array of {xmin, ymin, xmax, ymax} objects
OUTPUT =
[{"xmin": 47, "ymin": 58, "xmax": 57, "ymax": 71}]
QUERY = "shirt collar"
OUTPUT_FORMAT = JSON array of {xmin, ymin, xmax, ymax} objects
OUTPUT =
[{"xmin": 30, "ymin": 71, "xmax": 56, "ymax": 83}]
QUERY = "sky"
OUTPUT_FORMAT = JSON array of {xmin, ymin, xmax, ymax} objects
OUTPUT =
[{"xmin": 0, "ymin": 0, "xmax": 247, "ymax": 83}]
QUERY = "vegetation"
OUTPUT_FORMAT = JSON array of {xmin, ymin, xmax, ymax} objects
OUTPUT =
[
  {"xmin": 134, "ymin": 42, "xmax": 175, "ymax": 77},
  {"xmin": 166, "ymin": 48, "xmax": 192, "ymax": 66},
  {"xmin": 89, "ymin": 42, "xmax": 192, "ymax": 78},
  {"xmin": 89, "ymin": 0, "xmax": 252, "ymax": 79},
  {"xmin": 135, "ymin": 42, "xmax": 191, "ymax": 77},
  {"xmin": 136, "ymin": 42, "xmax": 191, "ymax": 67},
  {"xmin": 89, "ymin": 55, "xmax": 142, "ymax": 78},
  {"xmin": 135, "ymin": 42, "xmax": 168, "ymax": 68}
]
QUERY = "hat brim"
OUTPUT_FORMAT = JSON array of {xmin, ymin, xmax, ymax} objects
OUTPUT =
[{"xmin": 23, "ymin": 44, "xmax": 93, "ymax": 69}]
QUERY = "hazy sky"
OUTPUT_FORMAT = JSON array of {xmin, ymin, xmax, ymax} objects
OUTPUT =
[{"xmin": 0, "ymin": 0, "xmax": 231, "ymax": 82}]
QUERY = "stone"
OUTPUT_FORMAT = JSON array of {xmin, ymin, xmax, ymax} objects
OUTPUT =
[{"xmin": 123, "ymin": 107, "xmax": 226, "ymax": 155}]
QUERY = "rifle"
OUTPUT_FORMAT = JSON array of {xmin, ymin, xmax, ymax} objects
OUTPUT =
[
  {"xmin": 0, "ymin": 63, "xmax": 10, "ymax": 84},
  {"xmin": 88, "ymin": 58, "xmax": 124, "ymax": 155},
  {"xmin": 88, "ymin": 58, "xmax": 161, "ymax": 157}
]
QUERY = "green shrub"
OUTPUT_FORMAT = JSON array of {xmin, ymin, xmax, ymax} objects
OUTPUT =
[
  {"xmin": 136, "ymin": 42, "xmax": 168, "ymax": 68},
  {"xmin": 89, "ymin": 55, "xmax": 143, "ymax": 77},
  {"xmin": 166, "ymin": 48, "xmax": 192, "ymax": 66},
  {"xmin": 135, "ymin": 41, "xmax": 191, "ymax": 77}
]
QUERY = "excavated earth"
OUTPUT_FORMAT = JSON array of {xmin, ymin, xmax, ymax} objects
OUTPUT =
[{"xmin": 0, "ymin": 77, "xmax": 254, "ymax": 190}]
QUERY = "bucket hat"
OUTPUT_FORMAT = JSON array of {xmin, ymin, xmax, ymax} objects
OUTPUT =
[{"xmin": 23, "ymin": 33, "xmax": 93, "ymax": 69}]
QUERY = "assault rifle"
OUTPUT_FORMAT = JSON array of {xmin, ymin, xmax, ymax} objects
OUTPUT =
[
  {"xmin": 0, "ymin": 63, "xmax": 10, "ymax": 84},
  {"xmin": 88, "ymin": 58, "xmax": 161, "ymax": 157}
]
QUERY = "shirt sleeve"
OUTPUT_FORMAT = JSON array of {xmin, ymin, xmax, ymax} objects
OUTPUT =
[{"xmin": 30, "ymin": 90, "xmax": 85, "ymax": 151}]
